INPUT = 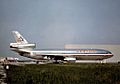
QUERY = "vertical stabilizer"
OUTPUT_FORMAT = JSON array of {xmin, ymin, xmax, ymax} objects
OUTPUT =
[{"xmin": 12, "ymin": 31, "xmax": 28, "ymax": 44}]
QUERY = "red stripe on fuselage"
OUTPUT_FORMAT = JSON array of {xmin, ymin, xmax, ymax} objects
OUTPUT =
[
  {"xmin": 33, "ymin": 54, "xmax": 113, "ymax": 57},
  {"xmin": 64, "ymin": 54, "xmax": 113, "ymax": 57}
]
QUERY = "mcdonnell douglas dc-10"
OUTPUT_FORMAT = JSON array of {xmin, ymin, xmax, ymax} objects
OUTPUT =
[{"xmin": 10, "ymin": 31, "xmax": 113, "ymax": 63}]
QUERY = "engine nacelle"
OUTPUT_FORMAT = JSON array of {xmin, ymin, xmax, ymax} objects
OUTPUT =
[
  {"xmin": 64, "ymin": 57, "xmax": 76, "ymax": 63},
  {"xmin": 10, "ymin": 43, "xmax": 36, "ymax": 49},
  {"xmin": 64, "ymin": 57, "xmax": 76, "ymax": 61}
]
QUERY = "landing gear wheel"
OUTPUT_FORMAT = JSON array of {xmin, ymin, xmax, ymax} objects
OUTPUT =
[{"xmin": 36, "ymin": 61, "xmax": 39, "ymax": 64}]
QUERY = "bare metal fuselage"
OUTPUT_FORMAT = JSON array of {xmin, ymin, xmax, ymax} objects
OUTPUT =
[
  {"xmin": 10, "ymin": 46, "xmax": 113, "ymax": 61},
  {"xmin": 10, "ymin": 31, "xmax": 113, "ymax": 62}
]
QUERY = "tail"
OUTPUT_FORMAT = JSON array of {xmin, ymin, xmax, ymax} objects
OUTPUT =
[
  {"xmin": 10, "ymin": 31, "xmax": 36, "ymax": 50},
  {"xmin": 12, "ymin": 31, "xmax": 28, "ymax": 44},
  {"xmin": 10, "ymin": 31, "xmax": 36, "ymax": 56}
]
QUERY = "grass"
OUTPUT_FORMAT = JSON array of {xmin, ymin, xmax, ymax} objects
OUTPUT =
[
  {"xmin": 0, "ymin": 74, "xmax": 3, "ymax": 79},
  {"xmin": 6, "ymin": 63, "xmax": 120, "ymax": 84}
]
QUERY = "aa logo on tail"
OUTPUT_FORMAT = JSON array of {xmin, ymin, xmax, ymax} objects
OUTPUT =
[{"xmin": 17, "ymin": 36, "xmax": 24, "ymax": 43}]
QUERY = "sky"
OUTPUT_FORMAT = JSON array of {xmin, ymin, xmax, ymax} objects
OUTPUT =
[{"xmin": 0, "ymin": 0, "xmax": 120, "ymax": 60}]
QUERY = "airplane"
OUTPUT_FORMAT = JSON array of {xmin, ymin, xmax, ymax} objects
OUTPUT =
[{"xmin": 10, "ymin": 31, "xmax": 113, "ymax": 63}]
